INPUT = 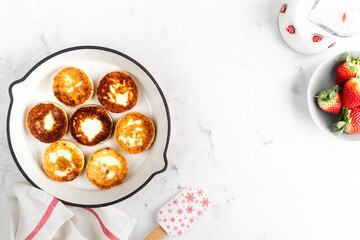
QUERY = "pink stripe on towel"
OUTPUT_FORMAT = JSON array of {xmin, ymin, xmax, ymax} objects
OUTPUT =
[
  {"xmin": 25, "ymin": 197, "xmax": 59, "ymax": 240},
  {"xmin": 84, "ymin": 208, "xmax": 120, "ymax": 240}
]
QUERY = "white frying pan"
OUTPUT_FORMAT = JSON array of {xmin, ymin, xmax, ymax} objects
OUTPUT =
[{"xmin": 7, "ymin": 46, "xmax": 170, "ymax": 207}]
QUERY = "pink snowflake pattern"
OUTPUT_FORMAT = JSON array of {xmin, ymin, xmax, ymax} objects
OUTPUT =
[
  {"xmin": 156, "ymin": 187, "xmax": 211, "ymax": 236},
  {"xmin": 186, "ymin": 206, "xmax": 194, "ymax": 214},
  {"xmin": 201, "ymin": 197, "xmax": 210, "ymax": 208},
  {"xmin": 185, "ymin": 192, "xmax": 195, "ymax": 202},
  {"xmin": 177, "ymin": 208, "xmax": 183, "ymax": 215}
]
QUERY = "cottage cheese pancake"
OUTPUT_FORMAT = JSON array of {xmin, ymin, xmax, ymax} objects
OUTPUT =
[
  {"xmin": 115, "ymin": 112, "xmax": 155, "ymax": 154},
  {"xmin": 26, "ymin": 102, "xmax": 68, "ymax": 143},
  {"xmin": 70, "ymin": 105, "xmax": 113, "ymax": 146},
  {"xmin": 43, "ymin": 140, "xmax": 84, "ymax": 182},
  {"xmin": 86, "ymin": 148, "xmax": 128, "ymax": 189},
  {"xmin": 97, "ymin": 72, "xmax": 138, "ymax": 113},
  {"xmin": 53, "ymin": 67, "xmax": 93, "ymax": 107}
]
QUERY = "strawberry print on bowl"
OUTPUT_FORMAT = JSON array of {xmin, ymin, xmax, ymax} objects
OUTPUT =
[
  {"xmin": 312, "ymin": 34, "xmax": 323, "ymax": 42},
  {"xmin": 280, "ymin": 4, "xmax": 287, "ymax": 13},
  {"xmin": 286, "ymin": 25, "xmax": 295, "ymax": 34}
]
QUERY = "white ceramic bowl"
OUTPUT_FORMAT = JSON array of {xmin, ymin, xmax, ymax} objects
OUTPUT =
[
  {"xmin": 307, "ymin": 51, "xmax": 360, "ymax": 141},
  {"xmin": 7, "ymin": 46, "xmax": 170, "ymax": 207}
]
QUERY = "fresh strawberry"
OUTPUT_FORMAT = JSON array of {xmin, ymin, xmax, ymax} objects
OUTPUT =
[
  {"xmin": 336, "ymin": 53, "xmax": 360, "ymax": 87},
  {"xmin": 316, "ymin": 85, "xmax": 342, "ymax": 114},
  {"xmin": 286, "ymin": 25, "xmax": 295, "ymax": 34},
  {"xmin": 333, "ymin": 107, "xmax": 360, "ymax": 134},
  {"xmin": 342, "ymin": 78, "xmax": 360, "ymax": 108}
]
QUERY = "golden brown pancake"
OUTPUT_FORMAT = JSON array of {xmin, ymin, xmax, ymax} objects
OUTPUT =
[
  {"xmin": 97, "ymin": 72, "xmax": 138, "ymax": 113},
  {"xmin": 69, "ymin": 105, "xmax": 113, "ymax": 146},
  {"xmin": 43, "ymin": 140, "xmax": 84, "ymax": 182},
  {"xmin": 86, "ymin": 147, "xmax": 128, "ymax": 189},
  {"xmin": 53, "ymin": 67, "xmax": 93, "ymax": 107},
  {"xmin": 115, "ymin": 112, "xmax": 155, "ymax": 154},
  {"xmin": 26, "ymin": 102, "xmax": 68, "ymax": 143}
]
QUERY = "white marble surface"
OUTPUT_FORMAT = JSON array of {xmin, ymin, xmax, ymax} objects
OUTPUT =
[{"xmin": 2, "ymin": 0, "xmax": 360, "ymax": 239}]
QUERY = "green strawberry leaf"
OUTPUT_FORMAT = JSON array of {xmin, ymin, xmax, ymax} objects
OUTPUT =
[
  {"xmin": 331, "ymin": 128, "xmax": 344, "ymax": 134},
  {"xmin": 349, "ymin": 65, "xmax": 356, "ymax": 73},
  {"xmin": 329, "ymin": 91, "xmax": 336, "ymax": 99},
  {"xmin": 339, "ymin": 107, "xmax": 345, "ymax": 118},
  {"xmin": 345, "ymin": 108, "xmax": 351, "ymax": 119},
  {"xmin": 317, "ymin": 93, "xmax": 327, "ymax": 101},
  {"xmin": 346, "ymin": 53, "xmax": 353, "ymax": 63},
  {"xmin": 357, "ymin": 71, "xmax": 360, "ymax": 79},
  {"xmin": 334, "ymin": 121, "xmax": 346, "ymax": 128},
  {"xmin": 316, "ymin": 86, "xmax": 339, "ymax": 101},
  {"xmin": 336, "ymin": 58, "xmax": 346, "ymax": 62}
]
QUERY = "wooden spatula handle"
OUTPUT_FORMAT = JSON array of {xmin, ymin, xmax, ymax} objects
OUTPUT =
[{"xmin": 144, "ymin": 225, "xmax": 167, "ymax": 240}]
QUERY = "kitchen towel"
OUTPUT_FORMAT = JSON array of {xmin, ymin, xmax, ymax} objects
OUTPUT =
[{"xmin": 0, "ymin": 182, "xmax": 137, "ymax": 240}]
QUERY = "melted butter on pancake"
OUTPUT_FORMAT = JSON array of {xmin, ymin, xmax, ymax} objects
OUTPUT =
[
  {"xmin": 44, "ymin": 112, "xmax": 55, "ymax": 131},
  {"xmin": 80, "ymin": 118, "xmax": 103, "ymax": 141},
  {"xmin": 117, "ymin": 118, "xmax": 145, "ymax": 147},
  {"xmin": 106, "ymin": 171, "xmax": 115, "ymax": 179},
  {"xmin": 49, "ymin": 149, "xmax": 72, "ymax": 163},
  {"xmin": 109, "ymin": 84, "xmax": 131, "ymax": 106},
  {"xmin": 54, "ymin": 169, "xmax": 72, "ymax": 177},
  {"xmin": 95, "ymin": 156, "xmax": 121, "ymax": 168},
  {"xmin": 95, "ymin": 156, "xmax": 121, "ymax": 180}
]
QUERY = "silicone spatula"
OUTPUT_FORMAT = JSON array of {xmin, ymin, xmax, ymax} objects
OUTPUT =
[{"xmin": 145, "ymin": 186, "xmax": 212, "ymax": 239}]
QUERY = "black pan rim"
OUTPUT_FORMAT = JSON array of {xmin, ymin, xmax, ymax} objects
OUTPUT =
[{"xmin": 6, "ymin": 45, "xmax": 171, "ymax": 208}]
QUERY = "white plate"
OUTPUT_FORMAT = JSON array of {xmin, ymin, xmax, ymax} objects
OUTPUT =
[
  {"xmin": 7, "ymin": 46, "xmax": 170, "ymax": 207},
  {"xmin": 307, "ymin": 51, "xmax": 360, "ymax": 142}
]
